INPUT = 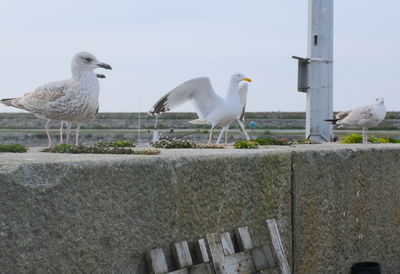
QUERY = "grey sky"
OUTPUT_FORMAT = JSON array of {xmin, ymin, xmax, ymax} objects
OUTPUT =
[{"xmin": 0, "ymin": 0, "xmax": 399, "ymax": 112}]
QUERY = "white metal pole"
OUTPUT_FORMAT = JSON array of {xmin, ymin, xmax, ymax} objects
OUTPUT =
[{"xmin": 306, "ymin": 0, "xmax": 333, "ymax": 141}]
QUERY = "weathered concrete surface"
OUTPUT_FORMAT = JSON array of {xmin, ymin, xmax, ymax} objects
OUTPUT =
[
  {"xmin": 1, "ymin": 144, "xmax": 400, "ymax": 273},
  {"xmin": 2, "ymin": 111, "xmax": 400, "ymax": 130},
  {"xmin": 292, "ymin": 145, "xmax": 400, "ymax": 274},
  {"xmin": 0, "ymin": 148, "xmax": 292, "ymax": 274}
]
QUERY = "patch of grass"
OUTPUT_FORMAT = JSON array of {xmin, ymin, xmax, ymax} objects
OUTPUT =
[
  {"xmin": 342, "ymin": 134, "xmax": 363, "ymax": 144},
  {"xmin": 342, "ymin": 133, "xmax": 400, "ymax": 144},
  {"xmin": 152, "ymin": 138, "xmax": 196, "ymax": 149},
  {"xmin": 42, "ymin": 141, "xmax": 158, "ymax": 154},
  {"xmin": 96, "ymin": 139, "xmax": 135, "ymax": 147},
  {"xmin": 0, "ymin": 144, "xmax": 28, "ymax": 153},
  {"xmin": 234, "ymin": 137, "xmax": 319, "ymax": 149},
  {"xmin": 196, "ymin": 144, "xmax": 225, "ymax": 149},
  {"xmin": 290, "ymin": 139, "xmax": 321, "ymax": 145},
  {"xmin": 234, "ymin": 140, "xmax": 259, "ymax": 149},
  {"xmin": 151, "ymin": 137, "xmax": 225, "ymax": 149},
  {"xmin": 254, "ymin": 137, "xmax": 290, "ymax": 146}
]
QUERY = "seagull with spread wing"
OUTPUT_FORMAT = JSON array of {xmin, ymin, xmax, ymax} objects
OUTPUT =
[
  {"xmin": 325, "ymin": 97, "xmax": 386, "ymax": 144},
  {"xmin": 0, "ymin": 52, "xmax": 112, "ymax": 147},
  {"xmin": 150, "ymin": 73, "xmax": 252, "ymax": 144}
]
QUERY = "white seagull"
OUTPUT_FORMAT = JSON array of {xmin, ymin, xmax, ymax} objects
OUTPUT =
[
  {"xmin": 0, "ymin": 52, "xmax": 112, "ymax": 147},
  {"xmin": 150, "ymin": 73, "xmax": 252, "ymax": 144},
  {"xmin": 59, "ymin": 73, "xmax": 105, "ymax": 144},
  {"xmin": 325, "ymin": 97, "xmax": 386, "ymax": 144}
]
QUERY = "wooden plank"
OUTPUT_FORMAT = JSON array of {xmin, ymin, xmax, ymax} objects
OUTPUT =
[
  {"xmin": 195, "ymin": 239, "xmax": 210, "ymax": 263},
  {"xmin": 189, "ymin": 263, "xmax": 215, "ymax": 274},
  {"xmin": 266, "ymin": 219, "xmax": 291, "ymax": 274},
  {"xmin": 220, "ymin": 232, "xmax": 235, "ymax": 255},
  {"xmin": 234, "ymin": 226, "xmax": 253, "ymax": 251},
  {"xmin": 262, "ymin": 244, "xmax": 276, "ymax": 267},
  {"xmin": 206, "ymin": 233, "xmax": 226, "ymax": 273},
  {"xmin": 222, "ymin": 252, "xmax": 255, "ymax": 274},
  {"xmin": 207, "ymin": 232, "xmax": 256, "ymax": 274},
  {"xmin": 168, "ymin": 269, "xmax": 189, "ymax": 274},
  {"xmin": 147, "ymin": 248, "xmax": 169, "ymax": 274},
  {"xmin": 251, "ymin": 247, "xmax": 268, "ymax": 270},
  {"xmin": 251, "ymin": 244, "xmax": 276, "ymax": 271},
  {"xmin": 173, "ymin": 241, "xmax": 193, "ymax": 268},
  {"xmin": 206, "ymin": 233, "xmax": 225, "ymax": 263}
]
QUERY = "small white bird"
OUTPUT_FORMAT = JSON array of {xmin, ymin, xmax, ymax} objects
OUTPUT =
[
  {"xmin": 1, "ymin": 52, "xmax": 112, "ymax": 147},
  {"xmin": 325, "ymin": 97, "xmax": 386, "ymax": 144},
  {"xmin": 150, "ymin": 73, "xmax": 252, "ymax": 144}
]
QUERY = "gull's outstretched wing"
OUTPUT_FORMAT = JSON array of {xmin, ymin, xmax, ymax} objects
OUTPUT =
[
  {"xmin": 150, "ymin": 77, "xmax": 223, "ymax": 120},
  {"xmin": 4, "ymin": 80, "xmax": 70, "ymax": 114},
  {"xmin": 238, "ymin": 82, "xmax": 248, "ymax": 122}
]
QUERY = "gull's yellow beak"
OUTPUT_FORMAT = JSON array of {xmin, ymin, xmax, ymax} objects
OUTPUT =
[{"xmin": 242, "ymin": 77, "xmax": 252, "ymax": 82}]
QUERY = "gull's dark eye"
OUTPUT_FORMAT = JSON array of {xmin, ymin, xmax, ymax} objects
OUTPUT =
[{"xmin": 81, "ymin": 57, "xmax": 92, "ymax": 63}]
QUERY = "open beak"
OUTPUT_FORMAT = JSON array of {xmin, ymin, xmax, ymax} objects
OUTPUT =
[
  {"xmin": 97, "ymin": 62, "xmax": 112, "ymax": 70},
  {"xmin": 242, "ymin": 77, "xmax": 252, "ymax": 82}
]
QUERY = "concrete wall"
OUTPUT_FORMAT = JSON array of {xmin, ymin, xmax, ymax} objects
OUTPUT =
[
  {"xmin": 1, "ymin": 144, "xmax": 400, "ymax": 273},
  {"xmin": 1, "ymin": 112, "xmax": 400, "ymax": 130}
]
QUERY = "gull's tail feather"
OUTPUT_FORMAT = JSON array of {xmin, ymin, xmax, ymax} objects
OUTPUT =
[
  {"xmin": 189, "ymin": 119, "xmax": 207, "ymax": 124},
  {"xmin": 0, "ymin": 98, "xmax": 16, "ymax": 107},
  {"xmin": 324, "ymin": 118, "xmax": 338, "ymax": 125}
]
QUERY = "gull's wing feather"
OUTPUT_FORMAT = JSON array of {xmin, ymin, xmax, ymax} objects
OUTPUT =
[
  {"xmin": 238, "ymin": 82, "xmax": 248, "ymax": 122},
  {"xmin": 150, "ymin": 77, "xmax": 223, "ymax": 119},
  {"xmin": 338, "ymin": 105, "xmax": 374, "ymax": 125},
  {"xmin": 10, "ymin": 80, "xmax": 70, "ymax": 114},
  {"xmin": 335, "ymin": 109, "xmax": 351, "ymax": 120}
]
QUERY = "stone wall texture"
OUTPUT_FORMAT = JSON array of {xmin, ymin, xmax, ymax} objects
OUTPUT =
[
  {"xmin": 1, "ymin": 112, "xmax": 400, "ymax": 130},
  {"xmin": 1, "ymin": 144, "xmax": 400, "ymax": 273}
]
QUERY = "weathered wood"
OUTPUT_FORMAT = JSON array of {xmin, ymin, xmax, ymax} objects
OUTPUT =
[
  {"xmin": 168, "ymin": 269, "xmax": 188, "ymax": 274},
  {"xmin": 189, "ymin": 263, "xmax": 215, "ymax": 274},
  {"xmin": 173, "ymin": 241, "xmax": 193, "ymax": 268},
  {"xmin": 147, "ymin": 248, "xmax": 169, "ymax": 274},
  {"xmin": 206, "ymin": 233, "xmax": 225, "ymax": 269},
  {"xmin": 266, "ymin": 219, "xmax": 291, "ymax": 274},
  {"xmin": 207, "ymin": 232, "xmax": 256, "ymax": 274},
  {"xmin": 262, "ymin": 244, "xmax": 276, "ymax": 267},
  {"xmin": 234, "ymin": 226, "xmax": 253, "ymax": 251},
  {"xmin": 251, "ymin": 244, "xmax": 276, "ymax": 271},
  {"xmin": 195, "ymin": 239, "xmax": 210, "ymax": 263},
  {"xmin": 220, "ymin": 232, "xmax": 235, "ymax": 255},
  {"xmin": 221, "ymin": 252, "xmax": 254, "ymax": 273}
]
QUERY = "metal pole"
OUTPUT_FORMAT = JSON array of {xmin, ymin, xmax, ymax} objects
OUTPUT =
[{"xmin": 306, "ymin": 0, "xmax": 333, "ymax": 142}]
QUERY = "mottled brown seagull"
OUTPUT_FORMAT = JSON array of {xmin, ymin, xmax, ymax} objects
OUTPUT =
[{"xmin": 1, "ymin": 52, "xmax": 112, "ymax": 147}]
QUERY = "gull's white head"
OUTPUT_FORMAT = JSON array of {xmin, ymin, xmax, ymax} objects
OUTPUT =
[
  {"xmin": 375, "ymin": 97, "xmax": 384, "ymax": 104},
  {"xmin": 231, "ymin": 73, "xmax": 252, "ymax": 83},
  {"xmin": 71, "ymin": 51, "xmax": 112, "ymax": 74}
]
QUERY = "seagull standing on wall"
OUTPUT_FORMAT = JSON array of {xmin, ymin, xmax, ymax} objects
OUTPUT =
[
  {"xmin": 150, "ymin": 73, "xmax": 252, "ymax": 144},
  {"xmin": 325, "ymin": 97, "xmax": 386, "ymax": 144},
  {"xmin": 0, "ymin": 52, "xmax": 112, "ymax": 147},
  {"xmin": 59, "ymin": 73, "xmax": 105, "ymax": 145}
]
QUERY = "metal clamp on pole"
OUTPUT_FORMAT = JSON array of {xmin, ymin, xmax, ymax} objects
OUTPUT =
[{"xmin": 292, "ymin": 56, "xmax": 309, "ymax": 93}]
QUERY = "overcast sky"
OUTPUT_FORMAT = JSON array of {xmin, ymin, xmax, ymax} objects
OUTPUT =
[{"xmin": 0, "ymin": 0, "xmax": 399, "ymax": 112}]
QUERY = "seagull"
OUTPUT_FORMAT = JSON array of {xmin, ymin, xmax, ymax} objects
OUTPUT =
[
  {"xmin": 150, "ymin": 73, "xmax": 252, "ymax": 144},
  {"xmin": 237, "ymin": 82, "xmax": 251, "ymax": 141},
  {"xmin": 59, "ymin": 73, "xmax": 105, "ymax": 144},
  {"xmin": 325, "ymin": 97, "xmax": 386, "ymax": 144},
  {"xmin": 0, "ymin": 52, "xmax": 112, "ymax": 147}
]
